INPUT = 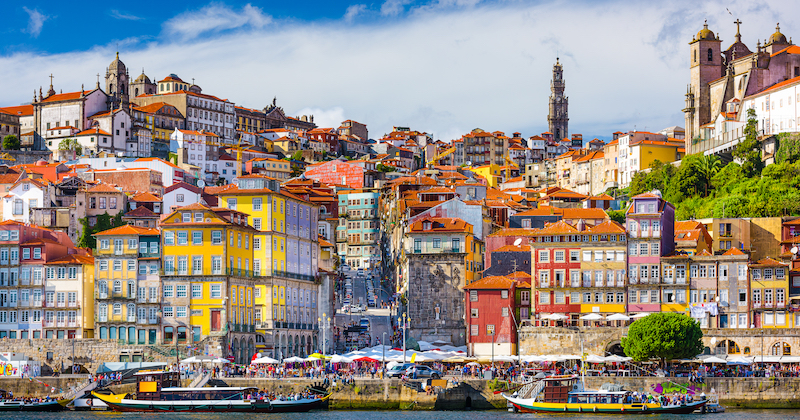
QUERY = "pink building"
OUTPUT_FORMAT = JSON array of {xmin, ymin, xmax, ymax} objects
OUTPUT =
[{"xmin": 626, "ymin": 192, "xmax": 675, "ymax": 313}]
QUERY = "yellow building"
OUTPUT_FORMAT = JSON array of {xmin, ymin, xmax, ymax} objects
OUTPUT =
[
  {"xmin": 160, "ymin": 203, "xmax": 257, "ymax": 363},
  {"xmin": 750, "ymin": 258, "xmax": 792, "ymax": 329},
  {"xmin": 217, "ymin": 176, "xmax": 322, "ymax": 359},
  {"xmin": 93, "ymin": 225, "xmax": 162, "ymax": 344},
  {"xmin": 471, "ymin": 164, "xmax": 503, "ymax": 188}
]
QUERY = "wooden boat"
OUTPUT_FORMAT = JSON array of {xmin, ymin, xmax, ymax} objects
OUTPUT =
[
  {"xmin": 503, "ymin": 375, "xmax": 707, "ymax": 414},
  {"xmin": 92, "ymin": 370, "xmax": 328, "ymax": 413},
  {"xmin": 0, "ymin": 398, "xmax": 70, "ymax": 411}
]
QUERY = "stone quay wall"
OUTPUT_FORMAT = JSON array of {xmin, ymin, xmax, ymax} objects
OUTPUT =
[
  {"xmin": 519, "ymin": 326, "xmax": 800, "ymax": 357},
  {"xmin": 0, "ymin": 336, "xmax": 228, "ymax": 374}
]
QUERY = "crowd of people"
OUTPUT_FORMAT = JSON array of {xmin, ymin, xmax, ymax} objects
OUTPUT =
[{"xmin": 242, "ymin": 389, "xmax": 321, "ymax": 401}]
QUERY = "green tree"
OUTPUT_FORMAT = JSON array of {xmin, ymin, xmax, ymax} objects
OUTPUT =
[
  {"xmin": 78, "ymin": 212, "xmax": 125, "ymax": 249},
  {"xmin": 290, "ymin": 164, "xmax": 304, "ymax": 177},
  {"xmin": 775, "ymin": 133, "xmax": 800, "ymax": 164},
  {"xmin": 58, "ymin": 138, "xmax": 82, "ymax": 158},
  {"xmin": 696, "ymin": 154, "xmax": 722, "ymax": 196},
  {"xmin": 665, "ymin": 154, "xmax": 704, "ymax": 202},
  {"xmin": 607, "ymin": 209, "xmax": 626, "ymax": 224},
  {"xmin": 376, "ymin": 163, "xmax": 396, "ymax": 173},
  {"xmin": 732, "ymin": 108, "xmax": 763, "ymax": 177},
  {"xmin": 290, "ymin": 151, "xmax": 304, "ymax": 161},
  {"xmin": 2, "ymin": 135, "xmax": 20, "ymax": 150},
  {"xmin": 628, "ymin": 172, "xmax": 649, "ymax": 197},
  {"xmin": 621, "ymin": 313, "xmax": 703, "ymax": 366}
]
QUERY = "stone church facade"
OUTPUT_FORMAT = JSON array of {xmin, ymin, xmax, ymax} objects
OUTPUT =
[
  {"xmin": 683, "ymin": 20, "xmax": 798, "ymax": 155},
  {"xmin": 407, "ymin": 253, "xmax": 467, "ymax": 346}
]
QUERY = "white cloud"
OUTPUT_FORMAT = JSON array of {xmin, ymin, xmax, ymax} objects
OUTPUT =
[
  {"xmin": 294, "ymin": 107, "xmax": 346, "ymax": 130},
  {"xmin": 163, "ymin": 3, "xmax": 271, "ymax": 40},
  {"xmin": 22, "ymin": 7, "xmax": 48, "ymax": 38},
  {"xmin": 381, "ymin": 0, "xmax": 411, "ymax": 16},
  {"xmin": 110, "ymin": 10, "xmax": 144, "ymax": 21},
  {"xmin": 344, "ymin": 4, "xmax": 367, "ymax": 23},
  {"xmin": 1, "ymin": 0, "xmax": 795, "ymax": 141}
]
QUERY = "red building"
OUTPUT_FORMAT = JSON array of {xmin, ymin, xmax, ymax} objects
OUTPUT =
[
  {"xmin": 304, "ymin": 159, "xmax": 374, "ymax": 189},
  {"xmin": 531, "ymin": 221, "xmax": 583, "ymax": 318},
  {"xmin": 464, "ymin": 275, "xmax": 530, "ymax": 357}
]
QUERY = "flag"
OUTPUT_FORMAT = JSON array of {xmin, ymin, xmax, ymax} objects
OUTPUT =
[{"xmin": 410, "ymin": 353, "xmax": 417, "ymax": 363}]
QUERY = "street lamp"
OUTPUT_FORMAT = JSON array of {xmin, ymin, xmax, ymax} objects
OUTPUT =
[
  {"xmin": 401, "ymin": 313, "xmax": 410, "ymax": 363},
  {"xmin": 318, "ymin": 313, "xmax": 331, "ymax": 358},
  {"xmin": 382, "ymin": 332, "xmax": 387, "ymax": 377}
]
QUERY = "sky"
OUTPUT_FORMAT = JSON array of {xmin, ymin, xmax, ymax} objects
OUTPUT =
[{"xmin": 1, "ymin": 0, "xmax": 795, "ymax": 141}]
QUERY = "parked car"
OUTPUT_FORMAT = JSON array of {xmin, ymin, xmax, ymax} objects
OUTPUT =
[
  {"xmin": 386, "ymin": 363, "xmax": 415, "ymax": 378},
  {"xmin": 406, "ymin": 365, "xmax": 442, "ymax": 379},
  {"xmin": 359, "ymin": 318, "xmax": 370, "ymax": 329},
  {"xmin": 350, "ymin": 305, "xmax": 363, "ymax": 313}
]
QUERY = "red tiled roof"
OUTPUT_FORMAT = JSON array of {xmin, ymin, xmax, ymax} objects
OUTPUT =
[
  {"xmin": 94, "ymin": 225, "xmax": 160, "ymax": 236},
  {"xmin": 464, "ymin": 275, "xmax": 515, "ymax": 290},
  {"xmin": 494, "ymin": 244, "xmax": 531, "ymax": 252},
  {"xmin": 408, "ymin": 217, "xmax": 471, "ymax": 233},
  {"xmin": 0, "ymin": 105, "xmax": 34, "ymax": 116},
  {"xmin": 131, "ymin": 191, "xmax": 161, "ymax": 202}
]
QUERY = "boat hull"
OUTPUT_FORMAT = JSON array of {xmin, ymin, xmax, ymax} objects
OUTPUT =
[
  {"xmin": 504, "ymin": 395, "xmax": 706, "ymax": 414},
  {"xmin": 0, "ymin": 400, "xmax": 67, "ymax": 412},
  {"xmin": 92, "ymin": 392, "xmax": 328, "ymax": 413}
]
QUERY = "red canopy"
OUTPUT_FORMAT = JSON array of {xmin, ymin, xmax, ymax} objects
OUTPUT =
[{"xmin": 353, "ymin": 356, "xmax": 378, "ymax": 363}]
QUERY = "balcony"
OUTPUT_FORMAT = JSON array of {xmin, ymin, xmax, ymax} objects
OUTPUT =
[
  {"xmin": 57, "ymin": 321, "xmax": 66, "ymax": 327},
  {"xmin": 628, "ymin": 277, "xmax": 638, "ymax": 285},
  {"xmin": 138, "ymin": 297, "xmax": 147, "ymax": 304},
  {"xmin": 111, "ymin": 292, "xmax": 136, "ymax": 300},
  {"xmin": 570, "ymin": 281, "xmax": 580, "ymax": 288},
  {"xmin": 19, "ymin": 300, "xmax": 29, "ymax": 308},
  {"xmin": 410, "ymin": 246, "xmax": 464, "ymax": 255},
  {"xmin": 149, "ymin": 317, "xmax": 159, "ymax": 324},
  {"xmin": 68, "ymin": 301, "xmax": 79, "ymax": 308},
  {"xmin": 32, "ymin": 300, "xmax": 42, "ymax": 308},
  {"xmin": 272, "ymin": 271, "xmax": 315, "ymax": 282},
  {"xmin": 68, "ymin": 321, "xmax": 77, "ymax": 327},
  {"xmin": 98, "ymin": 316, "xmax": 108, "ymax": 323},
  {"xmin": 43, "ymin": 320, "xmax": 54, "ymax": 327},
  {"xmin": 226, "ymin": 268, "xmax": 255, "ymax": 278},
  {"xmin": 98, "ymin": 292, "xmax": 108, "ymax": 299},
  {"xmin": 149, "ymin": 297, "xmax": 159, "ymax": 304},
  {"xmin": 137, "ymin": 318, "xmax": 149, "ymax": 325},
  {"xmin": 663, "ymin": 277, "xmax": 674, "ymax": 284}
]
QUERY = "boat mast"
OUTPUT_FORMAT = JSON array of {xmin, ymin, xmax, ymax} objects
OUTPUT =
[{"xmin": 580, "ymin": 333, "xmax": 586, "ymax": 391}]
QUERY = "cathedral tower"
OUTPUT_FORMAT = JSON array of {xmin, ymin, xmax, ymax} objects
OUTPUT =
[
  {"xmin": 105, "ymin": 52, "xmax": 130, "ymax": 108},
  {"xmin": 684, "ymin": 21, "xmax": 723, "ymax": 141},
  {"xmin": 547, "ymin": 58, "xmax": 569, "ymax": 141}
]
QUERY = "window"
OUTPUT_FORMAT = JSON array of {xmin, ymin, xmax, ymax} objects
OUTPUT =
[
  {"xmin": 163, "ymin": 307, "xmax": 174, "ymax": 317},
  {"xmin": 210, "ymin": 284, "xmax": 222, "ymax": 298},
  {"xmin": 469, "ymin": 290, "xmax": 478, "ymax": 302},
  {"xmin": 539, "ymin": 292, "xmax": 550, "ymax": 304},
  {"xmin": 554, "ymin": 250, "xmax": 565, "ymax": 262},
  {"xmin": 163, "ymin": 285, "xmax": 174, "ymax": 298},
  {"xmin": 569, "ymin": 251, "xmax": 579, "ymax": 262},
  {"xmin": 177, "ymin": 231, "xmax": 188, "ymax": 245},
  {"xmin": 164, "ymin": 232, "xmax": 174, "ymax": 245},
  {"xmin": 253, "ymin": 198, "xmax": 262, "ymax": 211},
  {"xmin": 501, "ymin": 290, "xmax": 509, "ymax": 299},
  {"xmin": 227, "ymin": 198, "xmax": 237, "ymax": 209},
  {"xmin": 470, "ymin": 308, "xmax": 478, "ymax": 318},
  {"xmin": 127, "ymin": 260, "xmax": 136, "ymax": 272},
  {"xmin": 176, "ymin": 306, "xmax": 187, "ymax": 318},
  {"xmin": 192, "ymin": 231, "xmax": 202, "ymax": 245},
  {"xmin": 539, "ymin": 250, "xmax": 549, "ymax": 262},
  {"xmin": 211, "ymin": 231, "xmax": 222, "ymax": 244}
]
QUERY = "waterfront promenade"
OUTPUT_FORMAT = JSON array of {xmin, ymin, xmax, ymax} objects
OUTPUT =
[{"xmin": 2, "ymin": 376, "xmax": 800, "ymax": 409}]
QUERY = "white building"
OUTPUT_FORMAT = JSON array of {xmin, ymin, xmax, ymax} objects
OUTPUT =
[
  {"xmin": 73, "ymin": 157, "xmax": 188, "ymax": 187},
  {"xmin": 163, "ymin": 182, "xmax": 203, "ymax": 213},
  {"xmin": 170, "ymin": 128, "xmax": 219, "ymax": 182},
  {"xmin": 2, "ymin": 178, "xmax": 52, "ymax": 224}
]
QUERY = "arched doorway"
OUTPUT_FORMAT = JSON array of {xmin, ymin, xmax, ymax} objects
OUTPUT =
[
  {"xmin": 287, "ymin": 335, "xmax": 294, "ymax": 357},
  {"xmin": 771, "ymin": 342, "xmax": 791, "ymax": 356},
  {"xmin": 605, "ymin": 341, "xmax": 625, "ymax": 356},
  {"xmin": 715, "ymin": 340, "xmax": 740, "ymax": 355},
  {"xmin": 300, "ymin": 336, "xmax": 306, "ymax": 357},
  {"xmin": 232, "ymin": 338, "xmax": 239, "ymax": 363}
]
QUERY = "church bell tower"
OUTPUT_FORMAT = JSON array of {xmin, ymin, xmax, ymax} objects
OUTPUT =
[{"xmin": 548, "ymin": 58, "xmax": 569, "ymax": 141}]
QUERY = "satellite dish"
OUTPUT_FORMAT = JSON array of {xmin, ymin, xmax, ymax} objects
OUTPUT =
[
  {"xmin": 466, "ymin": 161, "xmax": 472, "ymax": 166},
  {"xmin": 197, "ymin": 179, "xmax": 206, "ymax": 188},
  {"xmin": 710, "ymin": 337, "xmax": 717, "ymax": 345},
  {"xmin": 792, "ymin": 246, "xmax": 798, "ymax": 255},
  {"xmin": 513, "ymin": 238, "xmax": 523, "ymax": 246}
]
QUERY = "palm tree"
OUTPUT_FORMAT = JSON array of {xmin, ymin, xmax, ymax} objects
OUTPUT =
[{"xmin": 696, "ymin": 154, "xmax": 722, "ymax": 197}]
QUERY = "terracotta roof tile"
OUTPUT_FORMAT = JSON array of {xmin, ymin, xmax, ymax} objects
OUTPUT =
[
  {"xmin": 464, "ymin": 275, "xmax": 515, "ymax": 290},
  {"xmin": 94, "ymin": 225, "xmax": 160, "ymax": 236}
]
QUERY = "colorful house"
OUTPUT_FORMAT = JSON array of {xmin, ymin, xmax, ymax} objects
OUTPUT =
[{"xmin": 159, "ymin": 203, "xmax": 257, "ymax": 363}]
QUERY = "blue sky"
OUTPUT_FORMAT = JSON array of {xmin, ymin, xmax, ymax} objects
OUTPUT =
[{"xmin": 2, "ymin": 0, "xmax": 795, "ymax": 140}]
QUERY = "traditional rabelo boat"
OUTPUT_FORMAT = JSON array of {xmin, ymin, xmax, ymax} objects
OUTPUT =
[
  {"xmin": 92, "ymin": 370, "xmax": 328, "ymax": 413},
  {"xmin": 503, "ymin": 375, "xmax": 707, "ymax": 414},
  {"xmin": 0, "ymin": 390, "xmax": 70, "ymax": 412}
]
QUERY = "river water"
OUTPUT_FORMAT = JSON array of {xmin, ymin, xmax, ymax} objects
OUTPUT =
[{"xmin": 0, "ymin": 410, "xmax": 795, "ymax": 420}]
